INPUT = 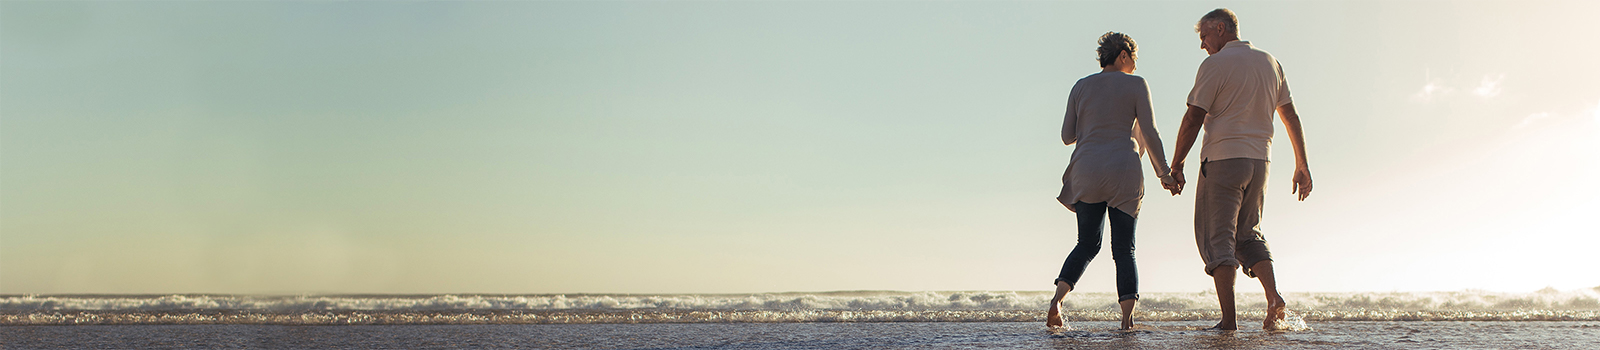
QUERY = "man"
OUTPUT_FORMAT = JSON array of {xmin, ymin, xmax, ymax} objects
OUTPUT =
[{"xmin": 1166, "ymin": 8, "xmax": 1314, "ymax": 331}]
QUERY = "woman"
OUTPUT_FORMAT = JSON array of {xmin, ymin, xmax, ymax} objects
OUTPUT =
[{"xmin": 1046, "ymin": 32, "xmax": 1178, "ymax": 330}]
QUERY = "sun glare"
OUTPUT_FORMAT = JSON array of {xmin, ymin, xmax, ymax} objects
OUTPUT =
[{"xmin": 1592, "ymin": 99, "xmax": 1600, "ymax": 124}]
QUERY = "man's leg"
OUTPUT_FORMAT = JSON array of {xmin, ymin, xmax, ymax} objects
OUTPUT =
[
  {"xmin": 1234, "ymin": 159, "xmax": 1286, "ymax": 330},
  {"xmin": 1195, "ymin": 159, "xmax": 1249, "ymax": 330},
  {"xmin": 1211, "ymin": 265, "xmax": 1238, "ymax": 330},
  {"xmin": 1252, "ymin": 260, "xmax": 1286, "ymax": 330}
]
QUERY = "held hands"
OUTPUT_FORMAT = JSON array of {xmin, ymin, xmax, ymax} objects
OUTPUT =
[
  {"xmin": 1161, "ymin": 164, "xmax": 1185, "ymax": 196},
  {"xmin": 1291, "ymin": 166, "xmax": 1313, "ymax": 201},
  {"xmin": 1164, "ymin": 162, "xmax": 1311, "ymax": 200}
]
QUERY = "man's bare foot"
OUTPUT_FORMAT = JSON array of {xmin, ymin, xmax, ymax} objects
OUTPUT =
[
  {"xmin": 1263, "ymin": 299, "xmax": 1288, "ymax": 331},
  {"xmin": 1119, "ymin": 318, "xmax": 1133, "ymax": 330},
  {"xmin": 1208, "ymin": 320, "xmax": 1237, "ymax": 331},
  {"xmin": 1046, "ymin": 302, "xmax": 1064, "ymax": 328}
]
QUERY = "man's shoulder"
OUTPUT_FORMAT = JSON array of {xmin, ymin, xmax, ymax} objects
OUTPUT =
[
  {"xmin": 1233, "ymin": 41, "xmax": 1280, "ymax": 62},
  {"xmin": 1197, "ymin": 53, "xmax": 1233, "ymax": 76},
  {"xmin": 1205, "ymin": 43, "xmax": 1278, "ymax": 70}
]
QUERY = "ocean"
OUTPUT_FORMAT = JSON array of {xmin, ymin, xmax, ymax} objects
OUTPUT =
[{"xmin": 4, "ymin": 290, "xmax": 1599, "ymax": 349}]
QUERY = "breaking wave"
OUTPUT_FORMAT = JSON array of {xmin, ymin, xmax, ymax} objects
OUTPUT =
[{"xmin": 4, "ymin": 288, "xmax": 1598, "ymax": 325}]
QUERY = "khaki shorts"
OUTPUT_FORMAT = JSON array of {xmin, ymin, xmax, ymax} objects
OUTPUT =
[{"xmin": 1194, "ymin": 158, "xmax": 1273, "ymax": 277}]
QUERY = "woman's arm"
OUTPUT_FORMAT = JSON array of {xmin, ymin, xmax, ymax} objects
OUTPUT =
[
  {"xmin": 1132, "ymin": 81, "xmax": 1173, "ymax": 184},
  {"xmin": 1061, "ymin": 86, "xmax": 1079, "ymax": 146}
]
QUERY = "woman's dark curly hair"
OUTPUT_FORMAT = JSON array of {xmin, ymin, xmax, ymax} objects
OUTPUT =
[{"xmin": 1096, "ymin": 32, "xmax": 1137, "ymax": 68}]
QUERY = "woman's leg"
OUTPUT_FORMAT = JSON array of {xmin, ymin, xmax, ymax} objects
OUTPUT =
[
  {"xmin": 1057, "ymin": 202, "xmax": 1107, "ymax": 290},
  {"xmin": 1049, "ymin": 202, "xmax": 1107, "ymax": 327},
  {"xmin": 1108, "ymin": 207, "xmax": 1139, "ymax": 329}
]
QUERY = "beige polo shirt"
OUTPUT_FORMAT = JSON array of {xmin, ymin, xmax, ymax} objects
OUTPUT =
[{"xmin": 1186, "ymin": 40, "xmax": 1292, "ymax": 162}]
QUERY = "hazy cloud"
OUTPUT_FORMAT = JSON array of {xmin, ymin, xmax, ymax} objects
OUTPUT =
[
  {"xmin": 1513, "ymin": 99, "xmax": 1600, "ymax": 130},
  {"xmin": 1414, "ymin": 73, "xmax": 1510, "ymax": 102},
  {"xmin": 1413, "ymin": 81, "xmax": 1453, "ymax": 102},
  {"xmin": 1473, "ymin": 74, "xmax": 1505, "ymax": 98},
  {"xmin": 1516, "ymin": 112, "xmax": 1551, "ymax": 128}
]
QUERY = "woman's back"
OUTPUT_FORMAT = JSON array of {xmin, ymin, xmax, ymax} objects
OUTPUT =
[
  {"xmin": 1066, "ymin": 72, "xmax": 1147, "ymax": 155},
  {"xmin": 1058, "ymin": 71, "xmax": 1170, "ymax": 217}
]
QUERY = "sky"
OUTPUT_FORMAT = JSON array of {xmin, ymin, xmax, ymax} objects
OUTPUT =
[{"xmin": 2, "ymin": 1, "xmax": 1597, "ymax": 295}]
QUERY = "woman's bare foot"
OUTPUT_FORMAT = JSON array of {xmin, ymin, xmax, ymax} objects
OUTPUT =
[
  {"xmin": 1118, "ymin": 298, "xmax": 1136, "ymax": 330},
  {"xmin": 1046, "ymin": 280, "xmax": 1071, "ymax": 328},
  {"xmin": 1046, "ymin": 302, "xmax": 1064, "ymax": 328},
  {"xmin": 1263, "ymin": 298, "xmax": 1288, "ymax": 331}
]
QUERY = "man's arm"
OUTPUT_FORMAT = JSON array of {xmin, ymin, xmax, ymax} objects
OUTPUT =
[
  {"xmin": 1276, "ymin": 102, "xmax": 1312, "ymax": 201},
  {"xmin": 1167, "ymin": 104, "xmax": 1208, "ymax": 194}
]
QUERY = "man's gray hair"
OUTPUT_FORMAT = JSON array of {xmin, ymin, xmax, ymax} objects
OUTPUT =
[{"xmin": 1196, "ymin": 8, "xmax": 1239, "ymax": 36}]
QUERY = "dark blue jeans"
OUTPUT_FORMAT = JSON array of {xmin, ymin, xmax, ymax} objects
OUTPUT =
[{"xmin": 1056, "ymin": 201, "xmax": 1139, "ymax": 301}]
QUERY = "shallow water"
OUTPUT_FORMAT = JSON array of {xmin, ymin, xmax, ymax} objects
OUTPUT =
[
  {"xmin": 5, "ymin": 321, "xmax": 1599, "ymax": 349},
  {"xmin": 5, "ymin": 290, "xmax": 1598, "ymax": 325},
  {"xmin": 5, "ymin": 291, "xmax": 1598, "ymax": 348}
]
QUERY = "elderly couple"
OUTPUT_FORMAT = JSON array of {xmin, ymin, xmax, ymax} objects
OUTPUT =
[{"xmin": 1045, "ymin": 8, "xmax": 1314, "ymax": 331}]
